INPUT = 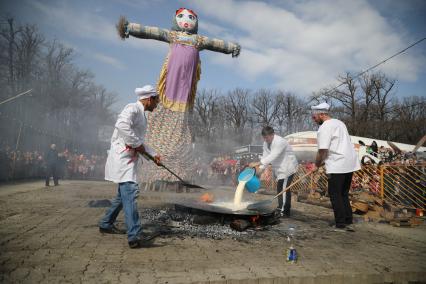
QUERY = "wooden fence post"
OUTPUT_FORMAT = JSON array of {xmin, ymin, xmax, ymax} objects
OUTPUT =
[{"xmin": 379, "ymin": 165, "xmax": 385, "ymax": 199}]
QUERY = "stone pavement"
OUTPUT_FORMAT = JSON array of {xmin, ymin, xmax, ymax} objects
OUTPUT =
[{"xmin": 0, "ymin": 180, "xmax": 425, "ymax": 284}]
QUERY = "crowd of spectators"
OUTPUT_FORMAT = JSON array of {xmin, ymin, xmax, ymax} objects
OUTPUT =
[
  {"xmin": 202, "ymin": 155, "xmax": 261, "ymax": 186},
  {"xmin": 0, "ymin": 145, "xmax": 107, "ymax": 182},
  {"xmin": 208, "ymin": 155, "xmax": 238, "ymax": 185},
  {"xmin": 192, "ymin": 154, "xmax": 273, "ymax": 187}
]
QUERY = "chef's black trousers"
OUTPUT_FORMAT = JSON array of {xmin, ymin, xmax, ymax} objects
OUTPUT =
[
  {"xmin": 327, "ymin": 172, "xmax": 354, "ymax": 228},
  {"xmin": 276, "ymin": 174, "xmax": 295, "ymax": 216}
]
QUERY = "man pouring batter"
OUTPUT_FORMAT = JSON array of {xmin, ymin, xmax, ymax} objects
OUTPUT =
[{"xmin": 251, "ymin": 126, "xmax": 299, "ymax": 217}]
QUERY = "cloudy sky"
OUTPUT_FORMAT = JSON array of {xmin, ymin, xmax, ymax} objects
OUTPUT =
[{"xmin": 2, "ymin": 0, "xmax": 425, "ymax": 110}]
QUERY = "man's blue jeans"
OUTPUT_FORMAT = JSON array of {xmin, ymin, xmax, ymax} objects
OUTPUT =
[{"xmin": 99, "ymin": 182, "xmax": 142, "ymax": 242}]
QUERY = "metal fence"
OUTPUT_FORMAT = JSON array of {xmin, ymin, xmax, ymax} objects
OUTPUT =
[
  {"xmin": 380, "ymin": 164, "xmax": 426, "ymax": 210},
  {"xmin": 260, "ymin": 163, "xmax": 426, "ymax": 210}
]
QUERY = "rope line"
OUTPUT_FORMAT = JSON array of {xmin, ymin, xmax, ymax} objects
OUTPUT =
[
  {"xmin": 0, "ymin": 89, "xmax": 32, "ymax": 106},
  {"xmin": 318, "ymin": 37, "xmax": 426, "ymax": 96}
]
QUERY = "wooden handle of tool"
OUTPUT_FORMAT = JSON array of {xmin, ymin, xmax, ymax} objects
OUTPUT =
[{"xmin": 272, "ymin": 168, "xmax": 319, "ymax": 200}]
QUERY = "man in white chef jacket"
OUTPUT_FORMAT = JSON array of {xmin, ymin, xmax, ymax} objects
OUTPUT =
[
  {"xmin": 99, "ymin": 85, "xmax": 161, "ymax": 249},
  {"xmin": 251, "ymin": 126, "xmax": 299, "ymax": 217},
  {"xmin": 311, "ymin": 102, "xmax": 360, "ymax": 232}
]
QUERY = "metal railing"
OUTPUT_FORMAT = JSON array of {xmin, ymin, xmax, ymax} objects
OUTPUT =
[{"xmin": 260, "ymin": 163, "xmax": 426, "ymax": 210}]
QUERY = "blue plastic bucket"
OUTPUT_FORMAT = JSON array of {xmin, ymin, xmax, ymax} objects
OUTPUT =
[{"xmin": 238, "ymin": 168, "xmax": 261, "ymax": 193}]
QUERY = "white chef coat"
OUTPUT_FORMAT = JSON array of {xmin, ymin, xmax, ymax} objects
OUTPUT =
[
  {"xmin": 105, "ymin": 101, "xmax": 156, "ymax": 183},
  {"xmin": 317, "ymin": 118, "xmax": 361, "ymax": 174},
  {"xmin": 260, "ymin": 134, "xmax": 298, "ymax": 180}
]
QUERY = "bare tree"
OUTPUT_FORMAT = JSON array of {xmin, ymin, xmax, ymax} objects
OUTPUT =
[
  {"xmin": 0, "ymin": 18, "xmax": 117, "ymax": 154},
  {"xmin": 223, "ymin": 88, "xmax": 251, "ymax": 144},
  {"xmin": 193, "ymin": 89, "xmax": 223, "ymax": 143},
  {"xmin": 389, "ymin": 97, "xmax": 426, "ymax": 144},
  {"xmin": 358, "ymin": 73, "xmax": 376, "ymax": 125},
  {"xmin": 14, "ymin": 25, "xmax": 44, "ymax": 89},
  {"xmin": 372, "ymin": 72, "xmax": 395, "ymax": 121},
  {"xmin": 251, "ymin": 89, "xmax": 281, "ymax": 127},
  {"xmin": 45, "ymin": 40, "xmax": 74, "ymax": 85},
  {"xmin": 311, "ymin": 72, "xmax": 397, "ymax": 137},
  {"xmin": 329, "ymin": 73, "xmax": 360, "ymax": 133},
  {"xmin": 360, "ymin": 72, "xmax": 396, "ymax": 139},
  {"xmin": 276, "ymin": 91, "xmax": 309, "ymax": 135},
  {"xmin": 0, "ymin": 18, "xmax": 21, "ymax": 95}
]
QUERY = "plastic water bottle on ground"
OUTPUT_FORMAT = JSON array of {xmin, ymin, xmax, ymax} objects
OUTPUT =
[{"xmin": 286, "ymin": 225, "xmax": 297, "ymax": 263}]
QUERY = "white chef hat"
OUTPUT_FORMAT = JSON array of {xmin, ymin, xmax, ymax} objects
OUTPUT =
[
  {"xmin": 311, "ymin": 102, "xmax": 330, "ymax": 114},
  {"xmin": 135, "ymin": 85, "xmax": 158, "ymax": 99}
]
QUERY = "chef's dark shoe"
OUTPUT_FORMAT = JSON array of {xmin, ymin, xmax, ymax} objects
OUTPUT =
[
  {"xmin": 128, "ymin": 232, "xmax": 160, "ymax": 249},
  {"xmin": 99, "ymin": 225, "xmax": 126, "ymax": 235}
]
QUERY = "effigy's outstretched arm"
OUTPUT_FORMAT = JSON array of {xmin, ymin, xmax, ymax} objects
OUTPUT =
[
  {"xmin": 116, "ymin": 16, "xmax": 171, "ymax": 43},
  {"xmin": 199, "ymin": 36, "xmax": 241, "ymax": 57}
]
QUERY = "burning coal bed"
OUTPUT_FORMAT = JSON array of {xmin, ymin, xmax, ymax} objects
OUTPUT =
[{"xmin": 140, "ymin": 205, "xmax": 281, "ymax": 240}]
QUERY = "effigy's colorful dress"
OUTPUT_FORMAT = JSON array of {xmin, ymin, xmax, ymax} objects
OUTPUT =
[{"xmin": 143, "ymin": 32, "xmax": 202, "ymax": 182}]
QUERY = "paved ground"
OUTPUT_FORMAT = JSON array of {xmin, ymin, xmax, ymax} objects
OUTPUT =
[{"xmin": 0, "ymin": 180, "xmax": 425, "ymax": 284}]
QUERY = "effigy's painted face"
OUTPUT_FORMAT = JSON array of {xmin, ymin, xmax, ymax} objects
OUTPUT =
[{"xmin": 175, "ymin": 9, "xmax": 197, "ymax": 32}]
